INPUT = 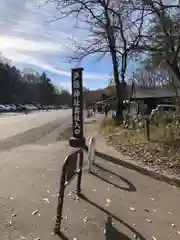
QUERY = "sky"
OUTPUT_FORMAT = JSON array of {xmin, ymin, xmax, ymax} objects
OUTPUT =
[{"xmin": 0, "ymin": 0, "xmax": 136, "ymax": 92}]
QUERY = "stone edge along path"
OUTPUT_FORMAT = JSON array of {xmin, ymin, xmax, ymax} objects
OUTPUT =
[{"xmin": 85, "ymin": 136, "xmax": 180, "ymax": 188}]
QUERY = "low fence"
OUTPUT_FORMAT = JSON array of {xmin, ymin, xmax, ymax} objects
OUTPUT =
[
  {"xmin": 88, "ymin": 137, "xmax": 96, "ymax": 172},
  {"xmin": 54, "ymin": 148, "xmax": 83, "ymax": 234},
  {"xmin": 53, "ymin": 138, "xmax": 96, "ymax": 235}
]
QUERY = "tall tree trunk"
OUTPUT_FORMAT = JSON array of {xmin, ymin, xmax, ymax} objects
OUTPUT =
[
  {"xmin": 167, "ymin": 60, "xmax": 180, "ymax": 84},
  {"xmin": 166, "ymin": 60, "xmax": 180, "ymax": 108},
  {"xmin": 111, "ymin": 50, "xmax": 128, "ymax": 122},
  {"xmin": 103, "ymin": 3, "xmax": 128, "ymax": 122},
  {"xmin": 111, "ymin": 49, "xmax": 124, "ymax": 122}
]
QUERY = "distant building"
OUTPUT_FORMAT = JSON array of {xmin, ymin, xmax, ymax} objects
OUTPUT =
[{"xmin": 83, "ymin": 85, "xmax": 177, "ymax": 112}]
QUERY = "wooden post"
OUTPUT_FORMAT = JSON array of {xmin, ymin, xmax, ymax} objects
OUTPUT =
[{"xmin": 69, "ymin": 68, "xmax": 85, "ymax": 148}]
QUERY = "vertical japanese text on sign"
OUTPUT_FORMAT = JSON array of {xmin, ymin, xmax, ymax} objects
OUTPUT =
[{"xmin": 72, "ymin": 68, "xmax": 83, "ymax": 139}]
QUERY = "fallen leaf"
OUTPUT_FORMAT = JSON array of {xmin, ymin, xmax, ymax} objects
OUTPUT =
[
  {"xmin": 9, "ymin": 197, "xmax": 14, "ymax": 200},
  {"xmin": 144, "ymin": 209, "xmax": 149, "ymax": 212},
  {"xmin": 83, "ymin": 217, "xmax": 88, "ymax": 223},
  {"xmin": 41, "ymin": 198, "xmax": 50, "ymax": 204},
  {"xmin": 73, "ymin": 196, "xmax": 79, "ymax": 201},
  {"xmin": 32, "ymin": 210, "xmax": 39, "ymax": 216},
  {"xmin": 68, "ymin": 190, "xmax": 72, "ymax": 196},
  {"xmin": 105, "ymin": 198, "xmax": 111, "ymax": 207},
  {"xmin": 130, "ymin": 207, "xmax": 136, "ymax": 211},
  {"xmin": 146, "ymin": 219, "xmax": 152, "ymax": 223}
]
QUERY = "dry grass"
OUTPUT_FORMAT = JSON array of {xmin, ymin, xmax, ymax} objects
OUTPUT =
[
  {"xmin": 100, "ymin": 118, "xmax": 119, "ymax": 135},
  {"xmin": 100, "ymin": 118, "xmax": 180, "ymax": 175},
  {"xmin": 84, "ymin": 119, "xmax": 102, "ymax": 138}
]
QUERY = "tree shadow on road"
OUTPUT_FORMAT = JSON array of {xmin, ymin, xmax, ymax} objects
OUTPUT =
[
  {"xmin": 55, "ymin": 216, "xmax": 133, "ymax": 240},
  {"xmin": 91, "ymin": 163, "xmax": 136, "ymax": 192},
  {"xmin": 79, "ymin": 193, "xmax": 146, "ymax": 240},
  {"xmin": 55, "ymin": 231, "xmax": 69, "ymax": 240},
  {"xmin": 105, "ymin": 215, "xmax": 132, "ymax": 240}
]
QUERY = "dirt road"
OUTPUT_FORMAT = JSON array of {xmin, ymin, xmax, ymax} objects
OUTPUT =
[
  {"xmin": 0, "ymin": 109, "xmax": 71, "ymax": 141},
  {"xmin": 1, "ymin": 114, "xmax": 180, "ymax": 239}
]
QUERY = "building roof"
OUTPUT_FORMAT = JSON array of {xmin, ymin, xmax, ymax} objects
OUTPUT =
[
  {"xmin": 83, "ymin": 86, "xmax": 115, "ymax": 102},
  {"xmin": 132, "ymin": 87, "xmax": 177, "ymax": 100},
  {"xmin": 83, "ymin": 85, "xmax": 177, "ymax": 102}
]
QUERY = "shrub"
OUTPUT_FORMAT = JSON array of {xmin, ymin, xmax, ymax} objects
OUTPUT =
[{"xmin": 100, "ymin": 118, "xmax": 119, "ymax": 134}]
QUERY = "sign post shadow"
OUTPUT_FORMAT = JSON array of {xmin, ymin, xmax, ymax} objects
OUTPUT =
[{"xmin": 69, "ymin": 68, "xmax": 85, "ymax": 148}]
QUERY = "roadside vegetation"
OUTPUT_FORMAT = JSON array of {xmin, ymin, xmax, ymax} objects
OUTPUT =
[
  {"xmin": 0, "ymin": 55, "xmax": 71, "ymax": 106},
  {"xmin": 45, "ymin": 0, "xmax": 180, "ymax": 120},
  {"xmin": 44, "ymin": 0, "xmax": 180, "ymax": 177},
  {"xmin": 100, "ymin": 112, "xmax": 180, "ymax": 175}
]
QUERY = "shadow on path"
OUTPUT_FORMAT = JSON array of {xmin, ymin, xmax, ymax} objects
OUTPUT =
[
  {"xmin": 56, "ymin": 220, "xmax": 133, "ymax": 240},
  {"xmin": 92, "ymin": 163, "xmax": 136, "ymax": 192},
  {"xmin": 105, "ymin": 215, "xmax": 132, "ymax": 240},
  {"xmin": 56, "ymin": 231, "xmax": 69, "ymax": 240},
  {"xmin": 79, "ymin": 193, "xmax": 146, "ymax": 240},
  {"xmin": 93, "ymin": 149, "xmax": 180, "ymax": 187}
]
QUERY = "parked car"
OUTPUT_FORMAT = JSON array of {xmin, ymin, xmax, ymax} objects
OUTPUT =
[
  {"xmin": 151, "ymin": 104, "xmax": 177, "ymax": 117},
  {"xmin": 8, "ymin": 104, "xmax": 17, "ymax": 112},
  {"xmin": 15, "ymin": 104, "xmax": 27, "ymax": 112},
  {"xmin": 0, "ymin": 105, "xmax": 8, "ymax": 112},
  {"xmin": 34, "ymin": 104, "xmax": 43, "ymax": 110},
  {"xmin": 47, "ymin": 105, "xmax": 55, "ymax": 110},
  {"xmin": 25, "ymin": 104, "xmax": 35, "ymax": 111},
  {"xmin": 3, "ymin": 105, "xmax": 12, "ymax": 112},
  {"xmin": 62, "ymin": 105, "xmax": 69, "ymax": 109}
]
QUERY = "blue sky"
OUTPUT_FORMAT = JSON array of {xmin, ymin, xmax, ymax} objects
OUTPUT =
[{"xmin": 0, "ymin": 0, "xmax": 136, "ymax": 91}]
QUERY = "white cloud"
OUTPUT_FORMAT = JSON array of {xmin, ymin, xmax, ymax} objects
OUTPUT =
[
  {"xmin": 0, "ymin": 36, "xmax": 65, "ymax": 53},
  {"xmin": 3, "ymin": 49, "xmax": 108, "ymax": 81},
  {"xmin": 0, "ymin": 0, "xmax": 109, "ymax": 85},
  {"xmin": 57, "ymin": 81, "xmax": 72, "ymax": 92}
]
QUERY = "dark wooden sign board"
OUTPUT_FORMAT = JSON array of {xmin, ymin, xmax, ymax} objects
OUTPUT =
[{"xmin": 69, "ymin": 68, "xmax": 85, "ymax": 148}]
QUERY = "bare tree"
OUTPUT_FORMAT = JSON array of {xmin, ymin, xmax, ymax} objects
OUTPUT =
[
  {"xmin": 134, "ymin": 63, "xmax": 171, "ymax": 88},
  {"xmin": 44, "ymin": 0, "xmax": 145, "ymax": 121},
  {"xmin": 133, "ymin": 0, "xmax": 180, "ymax": 83},
  {"xmin": 128, "ymin": 0, "xmax": 180, "ymax": 105}
]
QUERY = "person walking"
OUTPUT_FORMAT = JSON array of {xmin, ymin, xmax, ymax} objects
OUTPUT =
[
  {"xmin": 104, "ymin": 104, "xmax": 108, "ymax": 118},
  {"xmin": 93, "ymin": 105, "xmax": 96, "ymax": 116}
]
